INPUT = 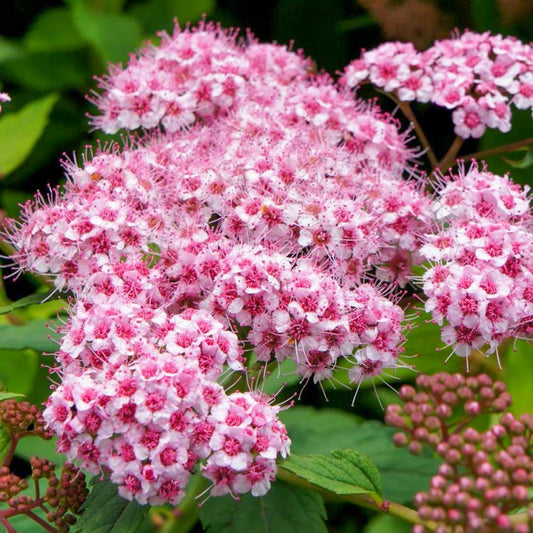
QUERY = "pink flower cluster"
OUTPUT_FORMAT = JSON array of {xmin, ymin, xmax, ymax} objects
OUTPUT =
[
  {"xmin": 46, "ymin": 303, "xmax": 289, "ymax": 504},
  {"xmin": 1, "ymin": 23, "xmax": 432, "ymax": 504},
  {"xmin": 421, "ymin": 165, "xmax": 533, "ymax": 357},
  {"xmin": 343, "ymin": 31, "xmax": 533, "ymax": 138},
  {"xmin": 6, "ymin": 21, "xmax": 533, "ymax": 506}
]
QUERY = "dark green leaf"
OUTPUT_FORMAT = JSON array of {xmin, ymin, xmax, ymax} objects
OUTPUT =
[
  {"xmin": 0, "ymin": 94, "xmax": 58, "ymax": 177},
  {"xmin": 501, "ymin": 147, "xmax": 533, "ymax": 169},
  {"xmin": 200, "ymin": 479, "xmax": 327, "ymax": 533},
  {"xmin": 0, "ymin": 189, "xmax": 32, "ymax": 218},
  {"xmin": 75, "ymin": 479, "xmax": 147, "ymax": 533},
  {"xmin": 0, "ymin": 291, "xmax": 62, "ymax": 316},
  {"xmin": 69, "ymin": 0, "xmax": 143, "ymax": 65},
  {"xmin": 337, "ymin": 15, "xmax": 376, "ymax": 33},
  {"xmin": 471, "ymin": 0, "xmax": 500, "ymax": 32},
  {"xmin": 280, "ymin": 406, "xmax": 362, "ymax": 454},
  {"xmin": 7, "ymin": 96, "xmax": 87, "ymax": 185},
  {"xmin": 130, "ymin": 0, "xmax": 215, "ymax": 34},
  {"xmin": 282, "ymin": 408, "xmax": 439, "ymax": 504},
  {"xmin": 24, "ymin": 7, "xmax": 86, "ymax": 52},
  {"xmin": 0, "ymin": 320, "xmax": 60, "ymax": 352},
  {"xmin": 0, "ymin": 50, "xmax": 89, "ymax": 91},
  {"xmin": 0, "ymin": 37, "xmax": 22, "ymax": 63},
  {"xmin": 282, "ymin": 449, "xmax": 382, "ymax": 498},
  {"xmin": 476, "ymin": 109, "xmax": 533, "ymax": 186},
  {"xmin": 274, "ymin": 0, "xmax": 348, "ymax": 72}
]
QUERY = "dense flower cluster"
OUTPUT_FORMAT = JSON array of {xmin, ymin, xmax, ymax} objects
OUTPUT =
[
  {"xmin": 343, "ymin": 31, "xmax": 533, "ymax": 138},
  {"xmin": 420, "ymin": 165, "xmax": 533, "ymax": 357},
  {"xmin": 387, "ymin": 373, "xmax": 533, "ymax": 533},
  {"xmin": 4, "ymin": 21, "xmax": 533, "ymax": 508},
  {"xmin": 2, "ymin": 23, "xmax": 433, "ymax": 505}
]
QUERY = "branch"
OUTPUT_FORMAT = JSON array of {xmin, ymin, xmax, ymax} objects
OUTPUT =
[
  {"xmin": 435, "ymin": 136, "xmax": 464, "ymax": 174},
  {"xmin": 397, "ymin": 101, "xmax": 438, "ymax": 168},
  {"xmin": 374, "ymin": 89, "xmax": 438, "ymax": 168},
  {"xmin": 461, "ymin": 136, "xmax": 533, "ymax": 162}
]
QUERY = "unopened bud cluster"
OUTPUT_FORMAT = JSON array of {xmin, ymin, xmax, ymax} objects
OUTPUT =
[
  {"xmin": 0, "ymin": 399, "xmax": 53, "ymax": 439},
  {"xmin": 0, "ymin": 400, "xmax": 87, "ymax": 532},
  {"xmin": 386, "ymin": 373, "xmax": 533, "ymax": 532}
]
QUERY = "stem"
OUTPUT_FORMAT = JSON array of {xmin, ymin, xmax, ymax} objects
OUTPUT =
[
  {"xmin": 0, "ymin": 516, "xmax": 17, "ymax": 533},
  {"xmin": 373, "ymin": 89, "xmax": 438, "ymax": 168},
  {"xmin": 462, "ymin": 136, "xmax": 533, "ymax": 162},
  {"xmin": 435, "ymin": 136, "xmax": 464, "ymax": 174},
  {"xmin": 276, "ymin": 467, "xmax": 437, "ymax": 530},
  {"xmin": 25, "ymin": 510, "xmax": 60, "ymax": 533},
  {"xmin": 397, "ymin": 101, "xmax": 438, "ymax": 168},
  {"xmin": 3, "ymin": 433, "xmax": 18, "ymax": 467}
]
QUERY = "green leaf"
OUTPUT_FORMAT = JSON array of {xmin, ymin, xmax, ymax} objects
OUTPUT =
[
  {"xmin": 262, "ymin": 359, "xmax": 301, "ymax": 396},
  {"xmin": 504, "ymin": 340, "xmax": 533, "ymax": 416},
  {"xmin": 69, "ymin": 0, "xmax": 143, "ymax": 65},
  {"xmin": 0, "ymin": 320, "xmax": 60, "ymax": 352},
  {"xmin": 200, "ymin": 480, "xmax": 327, "ymax": 533},
  {"xmin": 24, "ymin": 7, "xmax": 86, "ymax": 52},
  {"xmin": 280, "ymin": 406, "xmax": 363, "ymax": 455},
  {"xmin": 363, "ymin": 514, "xmax": 412, "ymax": 533},
  {"xmin": 130, "ymin": 0, "xmax": 215, "ymax": 34},
  {"xmin": 501, "ymin": 147, "xmax": 533, "ymax": 169},
  {"xmin": 75, "ymin": 479, "xmax": 147, "ymax": 533},
  {"xmin": 337, "ymin": 14, "xmax": 376, "ymax": 33},
  {"xmin": 0, "ymin": 93, "xmax": 58, "ymax": 177},
  {"xmin": 0, "ymin": 349, "xmax": 39, "ymax": 396},
  {"xmin": 0, "ymin": 51, "xmax": 88, "ymax": 91},
  {"xmin": 0, "ymin": 423, "xmax": 11, "ymax": 463},
  {"xmin": 0, "ymin": 291, "xmax": 62, "ymax": 316},
  {"xmin": 0, "ymin": 391, "xmax": 25, "ymax": 401},
  {"xmin": 282, "ymin": 449, "xmax": 382, "ymax": 498},
  {"xmin": 0, "ymin": 37, "xmax": 22, "ymax": 63},
  {"xmin": 282, "ymin": 408, "xmax": 440, "ymax": 504}
]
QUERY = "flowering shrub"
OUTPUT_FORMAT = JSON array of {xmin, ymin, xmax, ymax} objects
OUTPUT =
[{"xmin": 1, "ymin": 6, "xmax": 533, "ymax": 533}]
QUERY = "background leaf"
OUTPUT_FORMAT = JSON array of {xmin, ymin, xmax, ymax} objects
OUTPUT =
[
  {"xmin": 200, "ymin": 479, "xmax": 327, "ymax": 533},
  {"xmin": 363, "ymin": 514, "xmax": 412, "ymax": 533},
  {"xmin": 0, "ymin": 320, "xmax": 60, "ymax": 352},
  {"xmin": 0, "ymin": 93, "xmax": 58, "ymax": 177},
  {"xmin": 0, "ymin": 291, "xmax": 62, "ymax": 316},
  {"xmin": 69, "ymin": 0, "xmax": 143, "ymax": 65},
  {"xmin": 130, "ymin": 0, "xmax": 215, "ymax": 34},
  {"xmin": 0, "ymin": 51, "xmax": 88, "ymax": 90},
  {"xmin": 0, "ymin": 424, "xmax": 10, "ymax": 464},
  {"xmin": 75, "ymin": 479, "xmax": 147, "ymax": 533},
  {"xmin": 24, "ymin": 7, "xmax": 86, "ymax": 52},
  {"xmin": 0, "ymin": 391, "xmax": 24, "ymax": 401},
  {"xmin": 0, "ymin": 349, "xmax": 39, "ymax": 396}
]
